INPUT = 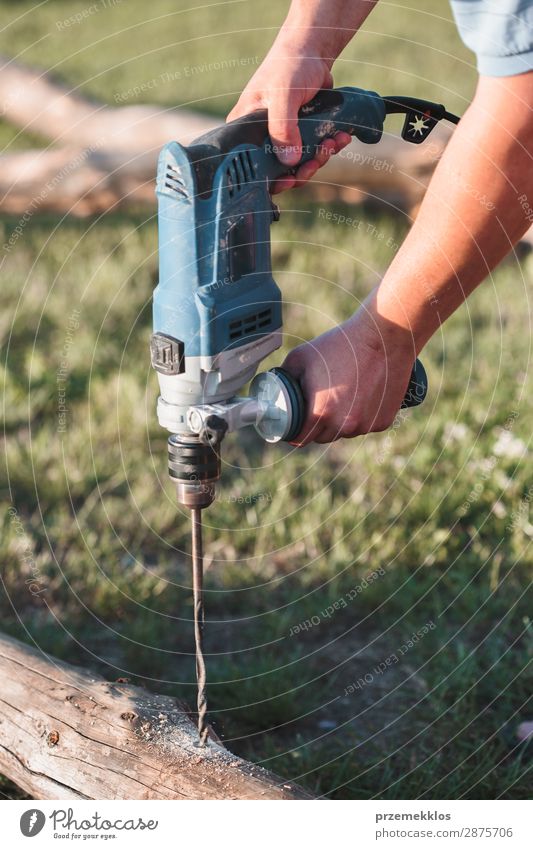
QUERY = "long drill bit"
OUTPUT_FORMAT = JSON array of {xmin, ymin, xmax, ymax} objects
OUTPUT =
[{"xmin": 191, "ymin": 507, "xmax": 209, "ymax": 747}]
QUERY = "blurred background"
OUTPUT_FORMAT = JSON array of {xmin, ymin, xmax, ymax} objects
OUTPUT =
[{"xmin": 0, "ymin": 0, "xmax": 531, "ymax": 799}]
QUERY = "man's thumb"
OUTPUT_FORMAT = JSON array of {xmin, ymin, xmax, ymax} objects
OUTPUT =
[{"xmin": 268, "ymin": 89, "xmax": 304, "ymax": 167}]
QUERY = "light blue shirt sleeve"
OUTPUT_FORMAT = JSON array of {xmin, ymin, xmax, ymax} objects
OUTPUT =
[{"xmin": 450, "ymin": 0, "xmax": 533, "ymax": 76}]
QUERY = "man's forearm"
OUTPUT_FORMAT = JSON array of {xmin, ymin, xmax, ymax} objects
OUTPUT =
[
  {"xmin": 278, "ymin": 0, "xmax": 379, "ymax": 62},
  {"xmin": 370, "ymin": 72, "xmax": 533, "ymax": 353}
]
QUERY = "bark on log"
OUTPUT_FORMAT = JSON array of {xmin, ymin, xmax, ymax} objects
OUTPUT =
[{"xmin": 0, "ymin": 632, "xmax": 311, "ymax": 800}]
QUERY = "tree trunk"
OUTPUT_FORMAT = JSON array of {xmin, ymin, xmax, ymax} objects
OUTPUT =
[{"xmin": 0, "ymin": 632, "xmax": 311, "ymax": 800}]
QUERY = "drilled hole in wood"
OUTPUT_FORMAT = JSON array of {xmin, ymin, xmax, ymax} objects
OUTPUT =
[
  {"xmin": 47, "ymin": 730, "xmax": 60, "ymax": 747},
  {"xmin": 120, "ymin": 712, "xmax": 137, "ymax": 722}
]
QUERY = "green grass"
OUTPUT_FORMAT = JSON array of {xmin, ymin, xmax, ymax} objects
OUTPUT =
[{"xmin": 0, "ymin": 0, "xmax": 531, "ymax": 800}]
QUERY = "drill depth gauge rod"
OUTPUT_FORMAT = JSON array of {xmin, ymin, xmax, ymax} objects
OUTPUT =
[{"xmin": 150, "ymin": 87, "xmax": 459, "ymax": 746}]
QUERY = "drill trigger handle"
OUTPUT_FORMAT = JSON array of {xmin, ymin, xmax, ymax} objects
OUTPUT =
[
  {"xmin": 187, "ymin": 88, "xmax": 459, "ymax": 190},
  {"xmin": 188, "ymin": 87, "xmax": 386, "ymax": 187},
  {"xmin": 266, "ymin": 86, "xmax": 387, "ymax": 180},
  {"xmin": 260, "ymin": 86, "xmax": 387, "ymax": 182},
  {"xmin": 260, "ymin": 89, "xmax": 460, "ymax": 176}
]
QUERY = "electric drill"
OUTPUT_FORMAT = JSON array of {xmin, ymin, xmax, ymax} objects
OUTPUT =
[{"xmin": 150, "ymin": 87, "xmax": 459, "ymax": 745}]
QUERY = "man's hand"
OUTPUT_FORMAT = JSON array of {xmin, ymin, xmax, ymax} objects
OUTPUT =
[
  {"xmin": 282, "ymin": 306, "xmax": 416, "ymax": 446},
  {"xmin": 227, "ymin": 0, "xmax": 380, "ymax": 191},
  {"xmin": 282, "ymin": 70, "xmax": 533, "ymax": 446},
  {"xmin": 227, "ymin": 41, "xmax": 351, "ymax": 193}
]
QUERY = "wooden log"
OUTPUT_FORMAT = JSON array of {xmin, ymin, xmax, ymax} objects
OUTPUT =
[
  {"xmin": 1, "ymin": 56, "xmax": 531, "ymax": 247},
  {"xmin": 0, "ymin": 55, "xmax": 217, "ymax": 151},
  {"xmin": 0, "ymin": 632, "xmax": 311, "ymax": 800},
  {"xmin": 0, "ymin": 55, "xmax": 451, "ymax": 215},
  {"xmin": 0, "ymin": 125, "xmax": 450, "ymax": 216},
  {"xmin": 0, "ymin": 147, "xmax": 158, "ymax": 216}
]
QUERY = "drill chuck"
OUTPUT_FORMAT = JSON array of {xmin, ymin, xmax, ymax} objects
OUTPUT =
[{"xmin": 168, "ymin": 433, "xmax": 221, "ymax": 509}]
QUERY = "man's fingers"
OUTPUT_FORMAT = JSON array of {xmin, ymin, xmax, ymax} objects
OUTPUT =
[
  {"xmin": 226, "ymin": 103, "xmax": 242, "ymax": 123},
  {"xmin": 323, "ymin": 68, "xmax": 334, "ymax": 90},
  {"xmin": 315, "ymin": 138, "xmax": 336, "ymax": 167},
  {"xmin": 227, "ymin": 102, "xmax": 254, "ymax": 123},
  {"xmin": 282, "ymin": 354, "xmax": 325, "ymax": 446},
  {"xmin": 227, "ymin": 91, "xmax": 263, "ymax": 122},
  {"xmin": 292, "ymin": 160, "xmax": 320, "ymax": 188},
  {"xmin": 289, "ymin": 139, "xmax": 339, "ymax": 189},
  {"xmin": 289, "ymin": 418, "xmax": 326, "ymax": 447},
  {"xmin": 271, "ymin": 176, "xmax": 297, "ymax": 195},
  {"xmin": 333, "ymin": 131, "xmax": 352, "ymax": 152}
]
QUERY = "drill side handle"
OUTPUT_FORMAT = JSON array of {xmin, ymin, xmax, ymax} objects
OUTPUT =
[{"xmin": 271, "ymin": 358, "xmax": 428, "ymax": 443}]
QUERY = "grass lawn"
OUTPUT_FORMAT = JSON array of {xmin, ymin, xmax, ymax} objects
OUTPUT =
[{"xmin": 1, "ymin": 0, "xmax": 531, "ymax": 799}]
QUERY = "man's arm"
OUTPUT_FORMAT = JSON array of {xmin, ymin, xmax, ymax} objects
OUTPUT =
[
  {"xmin": 283, "ymin": 71, "xmax": 533, "ymax": 444},
  {"xmin": 228, "ymin": 0, "xmax": 379, "ymax": 190}
]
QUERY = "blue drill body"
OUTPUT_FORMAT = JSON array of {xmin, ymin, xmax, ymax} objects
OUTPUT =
[
  {"xmin": 153, "ymin": 87, "xmax": 385, "ymax": 370},
  {"xmin": 151, "ymin": 86, "xmax": 457, "ymax": 485},
  {"xmin": 154, "ymin": 139, "xmax": 282, "ymax": 359},
  {"xmin": 149, "ymin": 86, "xmax": 460, "ymax": 747}
]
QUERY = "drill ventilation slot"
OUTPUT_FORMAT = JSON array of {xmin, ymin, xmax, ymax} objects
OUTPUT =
[
  {"xmin": 226, "ymin": 150, "xmax": 254, "ymax": 197},
  {"xmin": 164, "ymin": 164, "xmax": 189, "ymax": 198},
  {"xmin": 228, "ymin": 308, "xmax": 272, "ymax": 340}
]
